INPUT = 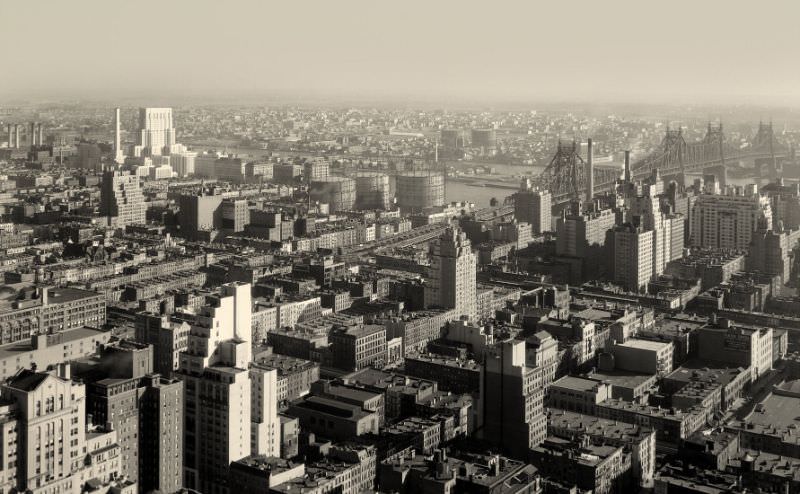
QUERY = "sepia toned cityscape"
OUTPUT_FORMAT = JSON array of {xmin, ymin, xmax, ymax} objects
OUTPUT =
[{"xmin": 1, "ymin": 1, "xmax": 800, "ymax": 493}]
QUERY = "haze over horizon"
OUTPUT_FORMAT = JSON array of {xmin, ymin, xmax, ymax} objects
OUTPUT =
[{"xmin": 2, "ymin": 0, "xmax": 799, "ymax": 107}]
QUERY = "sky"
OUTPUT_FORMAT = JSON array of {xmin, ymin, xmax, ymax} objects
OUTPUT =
[{"xmin": 1, "ymin": 0, "xmax": 799, "ymax": 106}]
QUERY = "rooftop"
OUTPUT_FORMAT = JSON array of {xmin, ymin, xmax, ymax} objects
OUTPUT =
[
  {"xmin": 587, "ymin": 370, "xmax": 656, "ymax": 390},
  {"xmin": 548, "ymin": 408, "xmax": 654, "ymax": 443},
  {"xmin": 731, "ymin": 391, "xmax": 800, "ymax": 441},
  {"xmin": 616, "ymin": 337, "xmax": 672, "ymax": 352},
  {"xmin": 550, "ymin": 375, "xmax": 604, "ymax": 393},
  {"xmin": 665, "ymin": 359, "xmax": 748, "ymax": 387}
]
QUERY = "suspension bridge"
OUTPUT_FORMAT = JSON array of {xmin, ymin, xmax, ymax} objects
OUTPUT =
[{"xmin": 532, "ymin": 121, "xmax": 792, "ymax": 205}]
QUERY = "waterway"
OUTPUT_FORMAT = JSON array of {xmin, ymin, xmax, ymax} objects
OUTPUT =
[{"xmin": 444, "ymin": 181, "xmax": 517, "ymax": 207}]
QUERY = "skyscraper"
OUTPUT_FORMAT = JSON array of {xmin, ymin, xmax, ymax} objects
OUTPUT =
[
  {"xmin": 482, "ymin": 338, "xmax": 548, "ymax": 459},
  {"xmin": 425, "ymin": 226, "xmax": 477, "ymax": 320},
  {"xmin": 514, "ymin": 179, "xmax": 552, "ymax": 234},
  {"xmin": 690, "ymin": 188, "xmax": 773, "ymax": 249},
  {"xmin": 100, "ymin": 170, "xmax": 147, "ymax": 227},
  {"xmin": 612, "ymin": 193, "xmax": 685, "ymax": 292},
  {"xmin": 612, "ymin": 224, "xmax": 655, "ymax": 293},
  {"xmin": 249, "ymin": 366, "xmax": 281, "ymax": 458},
  {"xmin": 178, "ymin": 282, "xmax": 279, "ymax": 493},
  {"xmin": 555, "ymin": 201, "xmax": 618, "ymax": 258},
  {"xmin": 135, "ymin": 107, "xmax": 177, "ymax": 156},
  {"xmin": 139, "ymin": 374, "xmax": 184, "ymax": 494}
]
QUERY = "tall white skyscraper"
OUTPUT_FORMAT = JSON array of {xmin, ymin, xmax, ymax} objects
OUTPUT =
[
  {"xmin": 178, "ymin": 282, "xmax": 279, "ymax": 493},
  {"xmin": 135, "ymin": 107, "xmax": 177, "ymax": 156},
  {"xmin": 425, "ymin": 226, "xmax": 477, "ymax": 320}
]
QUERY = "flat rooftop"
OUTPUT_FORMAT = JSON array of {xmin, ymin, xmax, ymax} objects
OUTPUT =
[
  {"xmin": 548, "ymin": 408, "xmax": 652, "ymax": 442},
  {"xmin": 0, "ymin": 327, "xmax": 109, "ymax": 361},
  {"xmin": 665, "ymin": 359, "xmax": 748, "ymax": 387},
  {"xmin": 587, "ymin": 370, "xmax": 656, "ymax": 390},
  {"xmin": 617, "ymin": 338, "xmax": 671, "ymax": 351},
  {"xmin": 551, "ymin": 375, "xmax": 602, "ymax": 393},
  {"xmin": 572, "ymin": 307, "xmax": 612, "ymax": 321},
  {"xmin": 48, "ymin": 286, "xmax": 103, "ymax": 303},
  {"xmin": 739, "ymin": 392, "xmax": 800, "ymax": 436}
]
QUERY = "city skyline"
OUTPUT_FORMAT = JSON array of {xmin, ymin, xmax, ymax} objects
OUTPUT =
[
  {"xmin": 2, "ymin": 0, "xmax": 800, "ymax": 491},
  {"xmin": 2, "ymin": 0, "xmax": 800, "ymax": 106}
]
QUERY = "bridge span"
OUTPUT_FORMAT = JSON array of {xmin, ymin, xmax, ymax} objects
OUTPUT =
[{"xmin": 531, "ymin": 121, "xmax": 791, "ymax": 205}]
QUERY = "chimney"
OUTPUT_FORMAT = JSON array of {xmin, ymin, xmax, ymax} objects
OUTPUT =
[
  {"xmin": 58, "ymin": 362, "xmax": 71, "ymax": 380},
  {"xmin": 30, "ymin": 122, "xmax": 36, "ymax": 146},
  {"xmin": 14, "ymin": 124, "xmax": 20, "ymax": 148},
  {"xmin": 6, "ymin": 124, "xmax": 11, "ymax": 148},
  {"xmin": 586, "ymin": 138, "xmax": 594, "ymax": 201},
  {"xmin": 37, "ymin": 124, "xmax": 43, "ymax": 146},
  {"xmin": 114, "ymin": 107, "xmax": 123, "ymax": 163},
  {"xmin": 624, "ymin": 150, "xmax": 631, "ymax": 182}
]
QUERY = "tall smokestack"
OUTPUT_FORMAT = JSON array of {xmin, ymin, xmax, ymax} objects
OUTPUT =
[
  {"xmin": 37, "ymin": 124, "xmax": 43, "ymax": 146},
  {"xmin": 14, "ymin": 125, "xmax": 19, "ymax": 148},
  {"xmin": 6, "ymin": 125, "xmax": 11, "ymax": 148},
  {"xmin": 114, "ymin": 108, "xmax": 123, "ymax": 163},
  {"xmin": 586, "ymin": 138, "xmax": 594, "ymax": 201},
  {"xmin": 30, "ymin": 122, "xmax": 36, "ymax": 147},
  {"xmin": 624, "ymin": 150, "xmax": 631, "ymax": 182}
]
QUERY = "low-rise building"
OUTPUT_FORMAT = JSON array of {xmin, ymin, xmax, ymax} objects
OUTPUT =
[
  {"xmin": 285, "ymin": 395, "xmax": 380, "ymax": 441},
  {"xmin": 530, "ymin": 436, "xmax": 633, "ymax": 494},
  {"xmin": 404, "ymin": 354, "xmax": 482, "ymax": 395},
  {"xmin": 547, "ymin": 409, "xmax": 656, "ymax": 489},
  {"xmin": 252, "ymin": 352, "xmax": 320, "ymax": 402},
  {"xmin": 547, "ymin": 375, "xmax": 611, "ymax": 414},
  {"xmin": 330, "ymin": 324, "xmax": 387, "ymax": 371},
  {"xmin": 696, "ymin": 318, "xmax": 773, "ymax": 382},
  {"xmin": 608, "ymin": 338, "xmax": 674, "ymax": 375}
]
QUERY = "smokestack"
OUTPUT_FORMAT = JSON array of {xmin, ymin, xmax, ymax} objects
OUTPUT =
[
  {"xmin": 586, "ymin": 138, "xmax": 594, "ymax": 201},
  {"xmin": 30, "ymin": 122, "xmax": 36, "ymax": 147},
  {"xmin": 6, "ymin": 125, "xmax": 11, "ymax": 148},
  {"xmin": 624, "ymin": 150, "xmax": 631, "ymax": 182},
  {"xmin": 114, "ymin": 108, "xmax": 123, "ymax": 163},
  {"xmin": 37, "ymin": 124, "xmax": 43, "ymax": 146},
  {"xmin": 14, "ymin": 125, "xmax": 19, "ymax": 148}
]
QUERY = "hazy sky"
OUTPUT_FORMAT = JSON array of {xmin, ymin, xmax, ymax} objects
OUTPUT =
[{"xmin": 2, "ymin": 0, "xmax": 799, "ymax": 105}]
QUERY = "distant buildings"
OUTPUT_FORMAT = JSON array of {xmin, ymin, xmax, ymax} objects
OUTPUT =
[
  {"xmin": 309, "ymin": 176, "xmax": 356, "ymax": 212},
  {"xmin": 396, "ymin": 171, "xmax": 445, "ymax": 212},
  {"xmin": 134, "ymin": 107, "xmax": 177, "ymax": 157}
]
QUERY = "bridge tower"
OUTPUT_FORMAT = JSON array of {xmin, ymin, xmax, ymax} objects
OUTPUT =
[
  {"xmin": 753, "ymin": 121, "xmax": 779, "ymax": 155},
  {"xmin": 753, "ymin": 120, "xmax": 779, "ymax": 174},
  {"xmin": 703, "ymin": 123, "xmax": 725, "ymax": 167},
  {"xmin": 662, "ymin": 126, "xmax": 686, "ymax": 182},
  {"xmin": 541, "ymin": 140, "xmax": 587, "ymax": 202}
]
